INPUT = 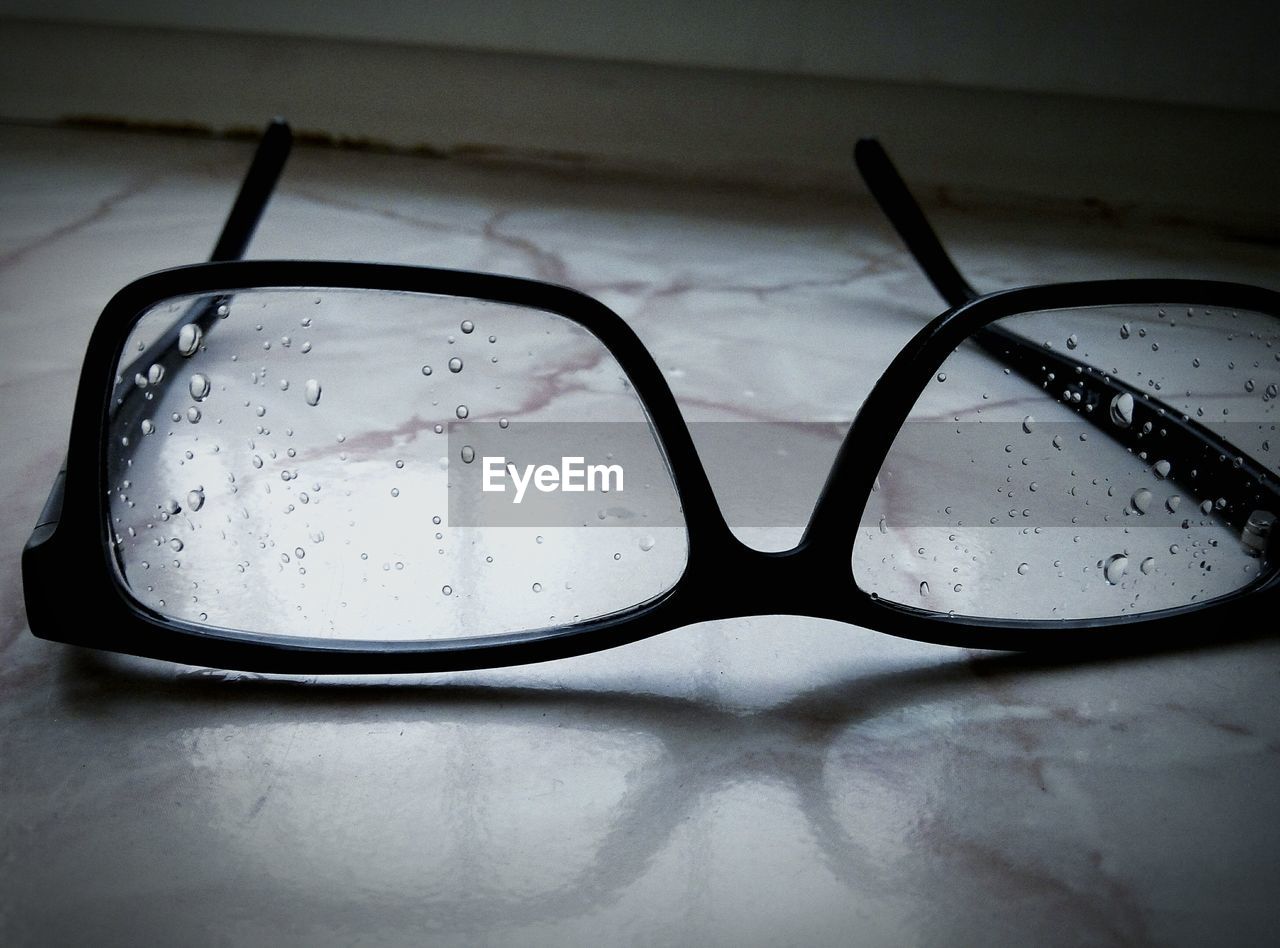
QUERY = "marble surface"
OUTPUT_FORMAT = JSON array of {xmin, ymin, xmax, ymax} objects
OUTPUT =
[{"xmin": 2, "ymin": 124, "xmax": 1279, "ymax": 946}]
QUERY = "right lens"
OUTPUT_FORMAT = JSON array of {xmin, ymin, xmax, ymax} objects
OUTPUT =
[
  {"xmin": 855, "ymin": 303, "xmax": 1278, "ymax": 621},
  {"xmin": 106, "ymin": 288, "xmax": 688, "ymax": 642}
]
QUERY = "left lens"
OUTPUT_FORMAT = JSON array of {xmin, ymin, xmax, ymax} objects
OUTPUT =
[
  {"xmin": 106, "ymin": 287, "xmax": 688, "ymax": 642},
  {"xmin": 854, "ymin": 302, "xmax": 1278, "ymax": 622}
]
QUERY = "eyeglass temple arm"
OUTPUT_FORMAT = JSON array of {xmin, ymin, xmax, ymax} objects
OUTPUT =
[
  {"xmin": 853, "ymin": 138, "xmax": 977, "ymax": 308},
  {"xmin": 210, "ymin": 117, "xmax": 293, "ymax": 262},
  {"xmin": 110, "ymin": 118, "xmax": 293, "ymax": 404},
  {"xmin": 26, "ymin": 120, "xmax": 294, "ymax": 549}
]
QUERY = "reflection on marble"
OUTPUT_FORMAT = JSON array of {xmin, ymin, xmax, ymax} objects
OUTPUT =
[{"xmin": 1, "ymin": 125, "xmax": 1278, "ymax": 946}]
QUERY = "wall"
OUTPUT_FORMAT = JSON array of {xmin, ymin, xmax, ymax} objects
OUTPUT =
[
  {"xmin": 4, "ymin": 0, "xmax": 1276, "ymax": 110},
  {"xmin": 0, "ymin": 2, "xmax": 1276, "ymax": 224}
]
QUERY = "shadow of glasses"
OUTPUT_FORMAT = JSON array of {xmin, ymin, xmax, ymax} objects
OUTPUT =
[{"xmin": 50, "ymin": 625, "xmax": 1274, "ymax": 932}]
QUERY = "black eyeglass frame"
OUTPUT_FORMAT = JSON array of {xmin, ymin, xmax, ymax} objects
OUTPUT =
[{"xmin": 22, "ymin": 124, "xmax": 1280, "ymax": 673}]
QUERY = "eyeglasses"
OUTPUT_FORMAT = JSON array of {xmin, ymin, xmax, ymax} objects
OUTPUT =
[{"xmin": 23, "ymin": 120, "xmax": 1279, "ymax": 673}]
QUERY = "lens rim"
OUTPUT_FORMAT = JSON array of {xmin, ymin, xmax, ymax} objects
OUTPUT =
[
  {"xmin": 22, "ymin": 264, "xmax": 1280, "ymax": 672},
  {"xmin": 25, "ymin": 261, "xmax": 732, "ymax": 671},
  {"xmin": 848, "ymin": 301, "xmax": 1278, "ymax": 619},
  {"xmin": 823, "ymin": 279, "xmax": 1280, "ymax": 641}
]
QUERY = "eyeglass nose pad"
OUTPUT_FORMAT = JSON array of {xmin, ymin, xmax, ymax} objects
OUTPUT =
[{"xmin": 1251, "ymin": 508, "xmax": 1278, "ymax": 570}]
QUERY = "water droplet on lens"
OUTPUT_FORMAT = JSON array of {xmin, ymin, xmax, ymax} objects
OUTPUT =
[
  {"xmin": 1103, "ymin": 553, "xmax": 1128, "ymax": 584},
  {"xmin": 442, "ymin": 585, "xmax": 452, "ymax": 596},
  {"xmin": 251, "ymin": 455, "xmax": 263, "ymax": 469},
  {"xmin": 1017, "ymin": 562, "xmax": 1029, "ymax": 575},
  {"xmin": 1130, "ymin": 488, "xmax": 1152, "ymax": 514},
  {"xmin": 1140, "ymin": 557, "xmax": 1155, "ymax": 575},
  {"xmin": 169, "ymin": 538, "xmax": 184, "ymax": 552},
  {"xmin": 461, "ymin": 445, "xmax": 475, "ymax": 463},
  {"xmin": 448, "ymin": 357, "xmax": 463, "ymax": 373},
  {"xmin": 391, "ymin": 487, "xmax": 400, "ymax": 497},
  {"xmin": 148, "ymin": 363, "xmax": 164, "ymax": 384},
  {"xmin": 422, "ymin": 365, "xmax": 432, "ymax": 376},
  {"xmin": 1200, "ymin": 500, "xmax": 1213, "ymax": 514},
  {"xmin": 1166, "ymin": 495, "xmax": 1182, "ymax": 513},
  {"xmin": 498, "ymin": 418, "xmax": 509, "ymax": 429},
  {"xmin": 304, "ymin": 379, "xmax": 322, "ymax": 406},
  {"xmin": 187, "ymin": 488, "xmax": 204, "ymax": 511},
  {"xmin": 178, "ymin": 323, "xmax": 202, "ymax": 356},
  {"xmin": 1152, "ymin": 459, "xmax": 1171, "ymax": 478},
  {"xmin": 936, "ymin": 372, "xmax": 947, "ymax": 382},
  {"xmin": 1022, "ymin": 415, "xmax": 1034, "ymax": 433},
  {"xmin": 532, "ymin": 582, "xmax": 542, "ymax": 593},
  {"xmin": 189, "ymin": 373, "xmax": 211, "ymax": 401},
  {"xmin": 455, "ymin": 404, "xmax": 469, "ymax": 419},
  {"xmin": 639, "ymin": 535, "xmax": 656, "ymax": 552},
  {"xmin": 140, "ymin": 419, "xmax": 154, "ymax": 435},
  {"xmin": 1066, "ymin": 334, "xmax": 1078, "ymax": 350},
  {"xmin": 919, "ymin": 580, "xmax": 929, "ymax": 596},
  {"xmin": 461, "ymin": 320, "xmax": 474, "ymax": 334},
  {"xmin": 1051, "ymin": 434, "xmax": 1063, "ymax": 450},
  {"xmin": 1119, "ymin": 323, "xmax": 1130, "ymax": 339},
  {"xmin": 878, "ymin": 516, "xmax": 887, "ymax": 534},
  {"xmin": 1109, "ymin": 392, "xmax": 1134, "ymax": 427}
]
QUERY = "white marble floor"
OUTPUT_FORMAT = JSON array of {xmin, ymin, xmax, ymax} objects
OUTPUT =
[{"xmin": 1, "ymin": 123, "xmax": 1278, "ymax": 946}]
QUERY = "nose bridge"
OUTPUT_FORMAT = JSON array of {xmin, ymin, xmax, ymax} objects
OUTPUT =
[{"xmin": 683, "ymin": 529, "xmax": 846, "ymax": 620}]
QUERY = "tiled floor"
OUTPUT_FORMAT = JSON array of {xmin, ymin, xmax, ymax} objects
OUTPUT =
[{"xmin": 1, "ymin": 123, "xmax": 1278, "ymax": 945}]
